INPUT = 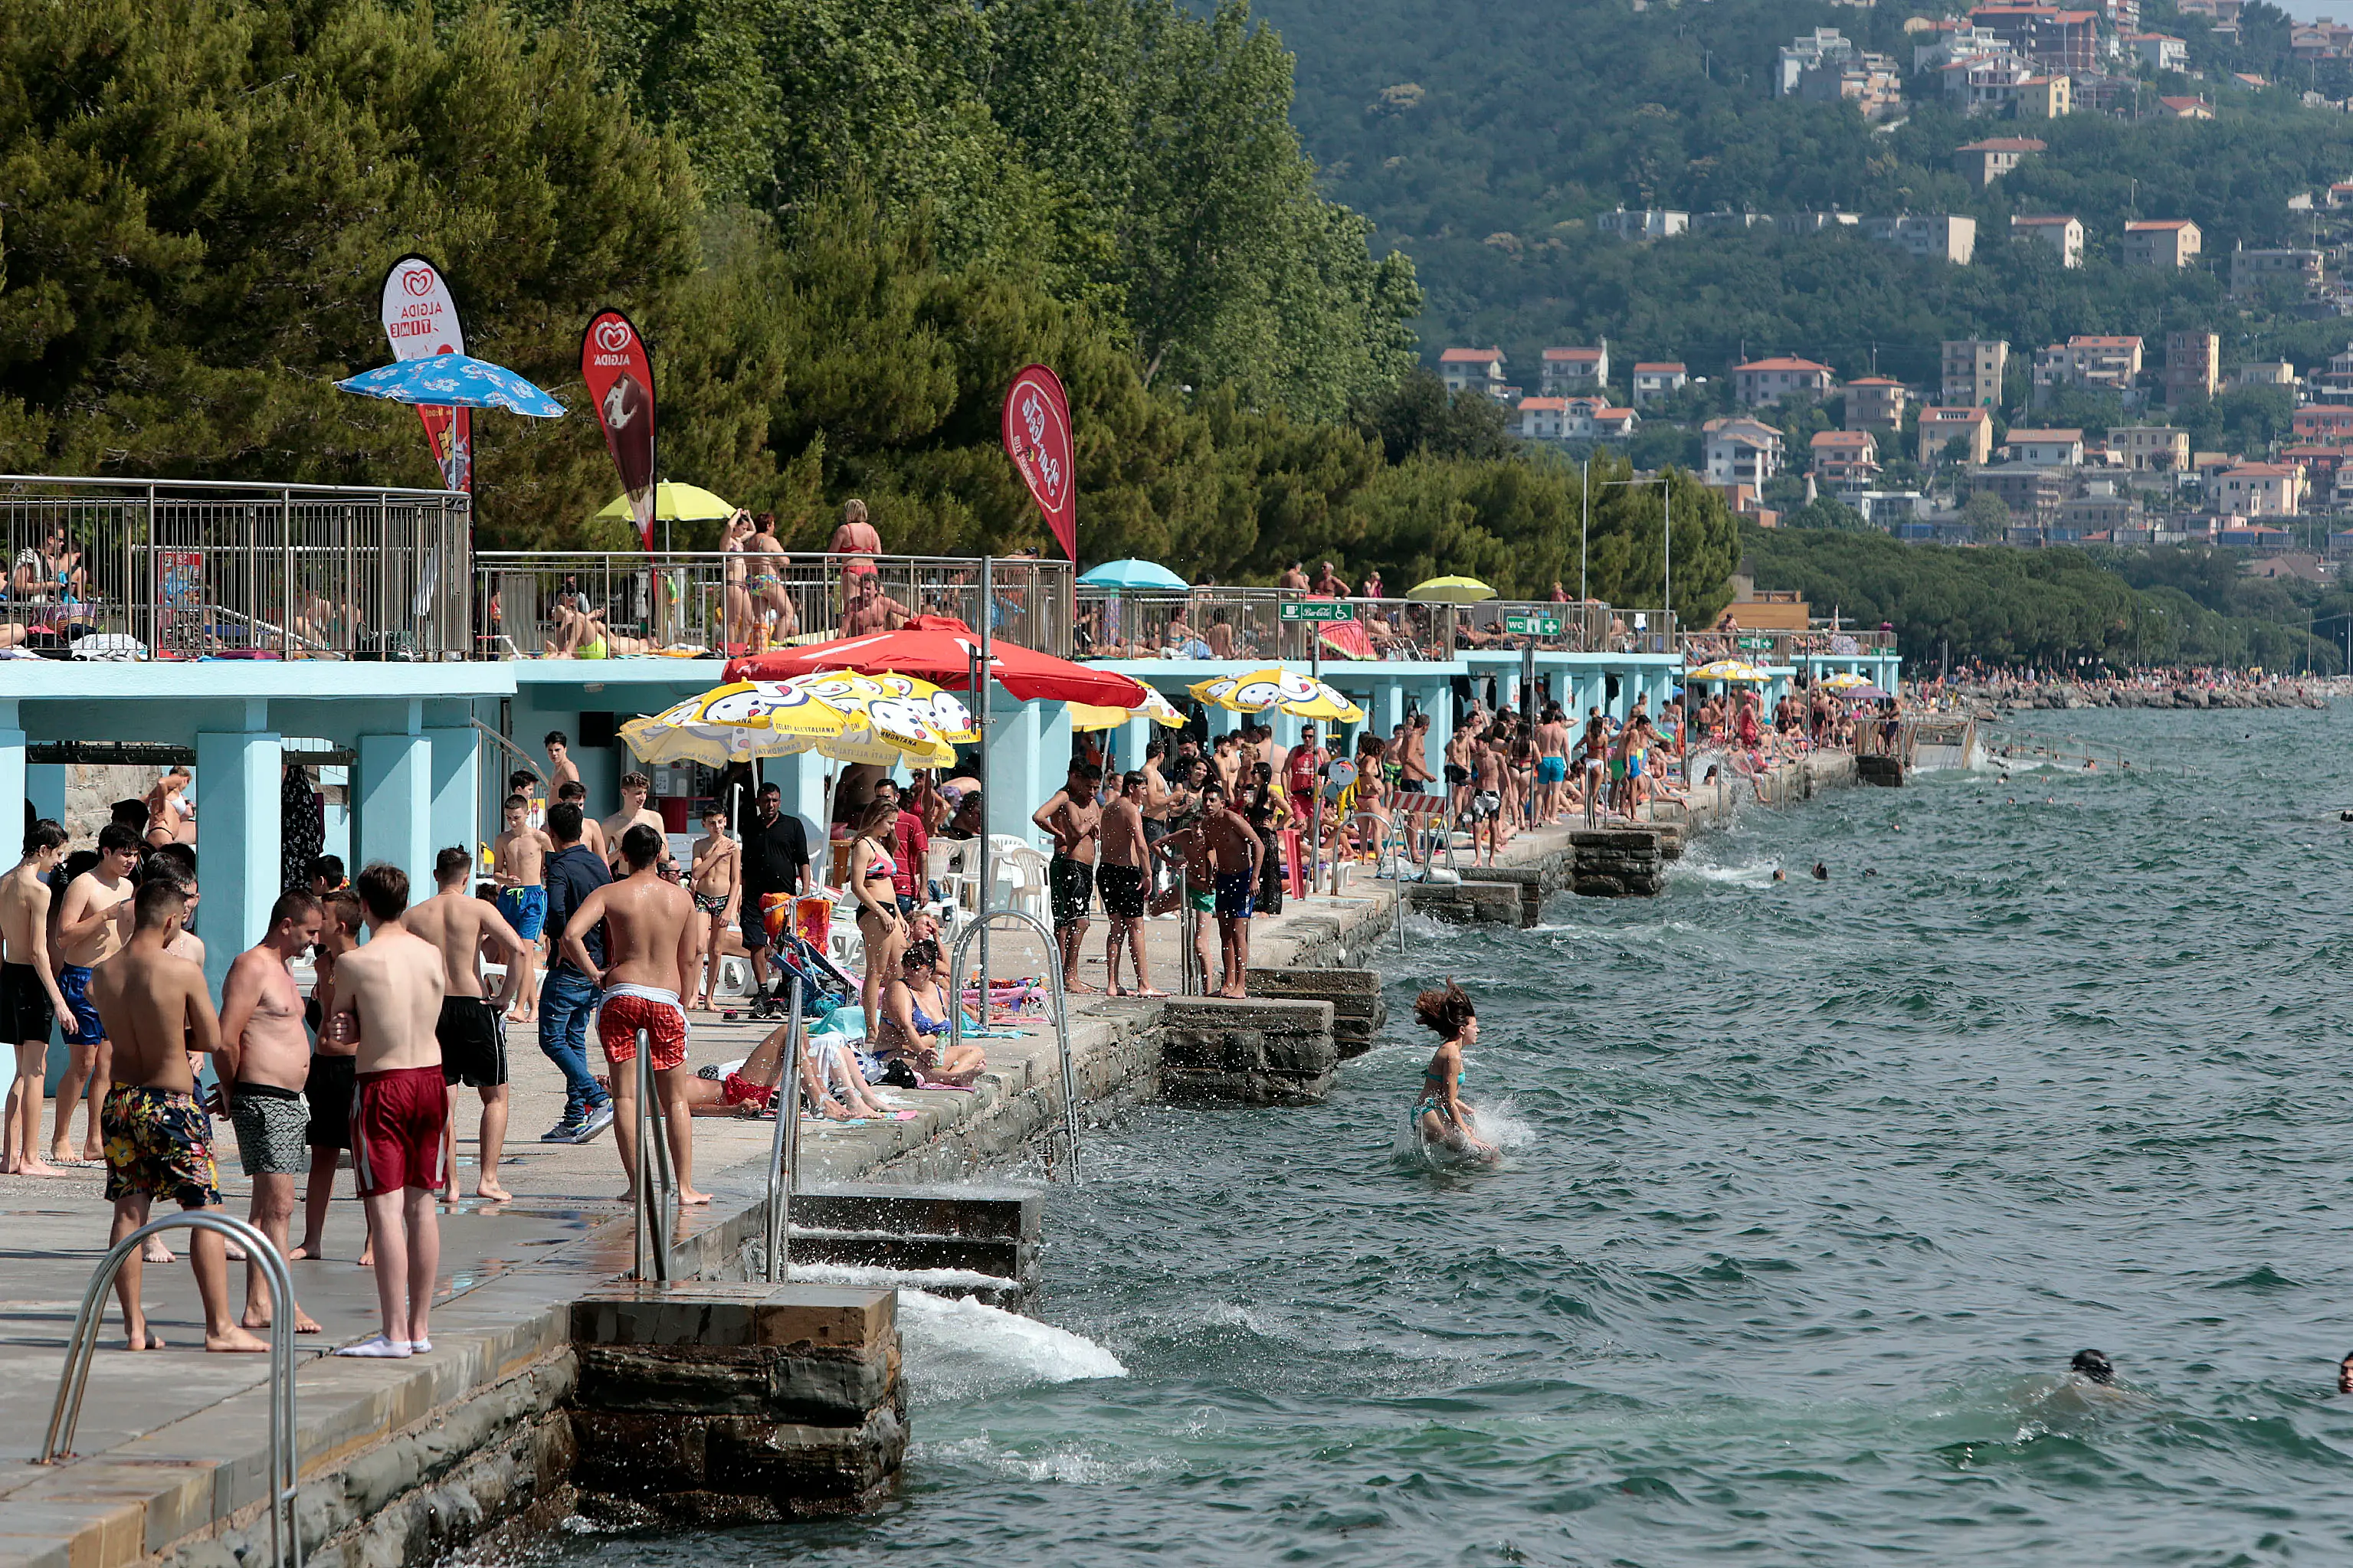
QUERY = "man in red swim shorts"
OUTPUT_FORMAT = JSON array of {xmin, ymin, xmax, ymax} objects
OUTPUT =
[
  {"xmin": 327, "ymin": 863, "xmax": 449, "ymax": 1360},
  {"xmin": 561, "ymin": 824, "xmax": 706, "ymax": 1206}
]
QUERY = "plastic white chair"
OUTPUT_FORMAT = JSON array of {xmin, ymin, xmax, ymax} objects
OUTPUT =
[{"xmin": 992, "ymin": 843, "xmax": 1053, "ymax": 924}]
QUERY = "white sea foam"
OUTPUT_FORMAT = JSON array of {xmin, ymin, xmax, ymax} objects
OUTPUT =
[
  {"xmin": 917, "ymin": 1435, "xmax": 1173, "ymax": 1485},
  {"xmin": 897, "ymin": 1288, "xmax": 1127, "ymax": 1405},
  {"xmin": 785, "ymin": 1260, "xmax": 1020, "ymax": 1293},
  {"xmin": 1677, "ymin": 859, "xmax": 1781, "ymax": 885}
]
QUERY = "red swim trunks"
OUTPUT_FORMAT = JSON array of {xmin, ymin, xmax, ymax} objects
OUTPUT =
[
  {"xmin": 598, "ymin": 990, "xmax": 688, "ymax": 1072},
  {"xmin": 720, "ymin": 1071, "xmax": 775, "ymax": 1111},
  {"xmin": 352, "ymin": 1064, "xmax": 446, "ymax": 1197}
]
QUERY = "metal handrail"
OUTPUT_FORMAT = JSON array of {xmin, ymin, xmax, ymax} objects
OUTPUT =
[
  {"xmin": 762, "ymin": 978, "xmax": 806, "ymax": 1285},
  {"xmin": 631, "ymin": 1029, "xmax": 676, "ymax": 1282},
  {"xmin": 39, "ymin": 1211, "xmax": 300, "ymax": 1568},
  {"xmin": 949, "ymin": 910, "xmax": 1079, "ymax": 1181}
]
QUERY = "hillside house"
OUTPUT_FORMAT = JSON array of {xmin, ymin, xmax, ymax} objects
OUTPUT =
[
  {"xmin": 1539, "ymin": 345, "xmax": 1608, "ymax": 395},
  {"xmin": 1955, "ymin": 136, "xmax": 2046, "ymax": 185},
  {"xmin": 1439, "ymin": 348, "xmax": 1509, "ymax": 401},
  {"xmin": 1844, "ymin": 377, "xmax": 1909, "ymax": 431},
  {"xmin": 1918, "ymin": 406, "xmax": 1995, "ymax": 465},
  {"xmin": 2012, "ymin": 214, "xmax": 2085, "ymax": 266},
  {"xmin": 2122, "ymin": 219, "xmax": 2201, "ymax": 268},
  {"xmin": 1703, "ymin": 417, "xmax": 1787, "ymax": 485},
  {"xmin": 1630, "ymin": 362, "xmax": 1688, "ymax": 407},
  {"xmin": 1732, "ymin": 356, "xmax": 1836, "ymax": 407}
]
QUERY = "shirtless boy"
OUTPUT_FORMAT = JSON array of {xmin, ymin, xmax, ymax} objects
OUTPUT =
[
  {"xmin": 604, "ymin": 772, "xmax": 673, "ymax": 876},
  {"xmin": 1151, "ymin": 806, "xmax": 1219, "ymax": 995},
  {"xmin": 1, "ymin": 820, "xmax": 71, "ymax": 1175},
  {"xmin": 544, "ymin": 731, "xmax": 579, "ymax": 793},
  {"xmin": 558, "ymin": 781, "xmax": 606, "ymax": 861},
  {"xmin": 294, "ymin": 890, "xmax": 364, "ymax": 1262},
  {"xmin": 560, "ymin": 825, "xmax": 706, "ymax": 1205},
  {"xmin": 1032, "ymin": 762, "xmax": 1103, "ymax": 994},
  {"xmin": 405, "ymin": 848, "xmax": 530, "ymax": 1203},
  {"xmin": 1096, "ymin": 773, "xmax": 1163, "ymax": 998},
  {"xmin": 89, "ymin": 879, "xmax": 268, "ymax": 1354},
  {"xmin": 326, "ymin": 864, "xmax": 448, "ymax": 1359},
  {"xmin": 1198, "ymin": 784, "xmax": 1263, "ymax": 998},
  {"xmin": 490, "ymin": 794, "xmax": 550, "ymax": 1023},
  {"xmin": 217, "ymin": 892, "xmax": 324, "ymax": 1334},
  {"xmin": 688, "ymin": 806, "xmax": 740, "ymax": 1010},
  {"xmin": 52, "ymin": 823, "xmax": 141, "ymax": 1163}
]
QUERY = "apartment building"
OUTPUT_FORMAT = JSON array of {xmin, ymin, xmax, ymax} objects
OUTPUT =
[
  {"xmin": 2017, "ymin": 74, "xmax": 2072, "ymax": 116},
  {"xmin": 2006, "ymin": 427, "xmax": 2087, "ymax": 466},
  {"xmin": 1630, "ymin": 362, "xmax": 1689, "ymax": 407},
  {"xmin": 1703, "ymin": 417, "xmax": 1787, "ymax": 485},
  {"xmin": 2230, "ymin": 247, "xmax": 2323, "ymax": 297},
  {"xmin": 1863, "ymin": 214, "xmax": 1978, "ymax": 264},
  {"xmin": 1595, "ymin": 208, "xmax": 1690, "ymax": 240},
  {"xmin": 1733, "ymin": 356, "xmax": 1836, "ymax": 407},
  {"xmin": 2122, "ymin": 219, "xmax": 2201, "ymax": 268},
  {"xmin": 2165, "ymin": 331, "xmax": 2219, "ymax": 404},
  {"xmin": 2207, "ymin": 461, "xmax": 2305, "ymax": 515},
  {"xmin": 1439, "ymin": 348, "xmax": 1509, "ymax": 400},
  {"xmin": 1918, "ymin": 405, "xmax": 1995, "ymax": 465},
  {"xmin": 1810, "ymin": 430, "xmax": 1881, "ymax": 484},
  {"xmin": 1966, "ymin": 5, "xmax": 2100, "ymax": 70},
  {"xmin": 1955, "ymin": 137, "xmax": 2047, "ymax": 185},
  {"xmin": 1942, "ymin": 339, "xmax": 2010, "ymax": 408},
  {"xmin": 1539, "ymin": 345, "xmax": 1608, "ymax": 395},
  {"xmin": 2111, "ymin": 425, "xmax": 2191, "ymax": 470},
  {"xmin": 1844, "ymin": 376, "xmax": 1909, "ymax": 432},
  {"xmin": 2011, "ymin": 214, "xmax": 2085, "ymax": 267},
  {"xmin": 2032, "ymin": 336, "xmax": 2143, "ymax": 403},
  {"xmin": 2126, "ymin": 31, "xmax": 2189, "ymax": 70}
]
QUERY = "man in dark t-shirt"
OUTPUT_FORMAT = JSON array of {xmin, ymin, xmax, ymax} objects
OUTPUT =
[{"xmin": 739, "ymin": 781, "xmax": 813, "ymax": 996}]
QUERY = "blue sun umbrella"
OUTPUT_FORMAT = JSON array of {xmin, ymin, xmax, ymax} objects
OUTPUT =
[
  {"xmin": 335, "ymin": 353, "xmax": 566, "ymax": 417},
  {"xmin": 1077, "ymin": 558, "xmax": 1188, "ymax": 591}
]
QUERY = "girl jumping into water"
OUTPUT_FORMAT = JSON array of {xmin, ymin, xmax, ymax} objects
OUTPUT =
[{"xmin": 1412, "ymin": 980, "xmax": 1499, "ymax": 1164}]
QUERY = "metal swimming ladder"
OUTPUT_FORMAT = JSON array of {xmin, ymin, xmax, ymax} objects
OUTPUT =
[
  {"xmin": 39, "ymin": 1211, "xmax": 302, "ymax": 1568},
  {"xmin": 949, "ymin": 909, "xmax": 1080, "ymax": 1182},
  {"xmin": 762, "ymin": 977, "xmax": 807, "ymax": 1284},
  {"xmin": 631, "ymin": 1027, "xmax": 677, "ymax": 1282}
]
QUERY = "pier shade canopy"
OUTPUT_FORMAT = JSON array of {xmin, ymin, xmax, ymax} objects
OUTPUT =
[
  {"xmin": 728, "ymin": 614, "xmax": 1151, "ymax": 709},
  {"xmin": 620, "ymin": 676, "xmax": 961, "ymax": 768},
  {"xmin": 1686, "ymin": 659, "xmax": 1772, "ymax": 683},
  {"xmin": 1070, "ymin": 689, "xmax": 1185, "ymax": 731},
  {"xmin": 596, "ymin": 481, "xmax": 734, "ymax": 524},
  {"xmin": 334, "ymin": 352, "xmax": 565, "ymax": 417},
  {"xmin": 1407, "ymin": 575, "xmax": 1496, "ymax": 604}
]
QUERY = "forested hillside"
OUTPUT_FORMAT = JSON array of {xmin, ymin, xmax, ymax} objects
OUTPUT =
[
  {"xmin": 1255, "ymin": 0, "xmax": 2353, "ymax": 381},
  {"xmin": 0, "ymin": 0, "xmax": 1739, "ymax": 617}
]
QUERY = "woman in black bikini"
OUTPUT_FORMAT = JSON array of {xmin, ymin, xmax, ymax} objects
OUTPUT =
[{"xmin": 847, "ymin": 800, "xmax": 905, "ymax": 1040}]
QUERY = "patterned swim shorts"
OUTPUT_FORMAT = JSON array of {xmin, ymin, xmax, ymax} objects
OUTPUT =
[{"xmin": 103, "ymin": 1084, "xmax": 221, "ymax": 1206}]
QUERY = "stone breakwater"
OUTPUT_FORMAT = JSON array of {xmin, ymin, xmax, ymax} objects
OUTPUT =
[{"xmin": 1952, "ymin": 680, "xmax": 2331, "ymax": 713}]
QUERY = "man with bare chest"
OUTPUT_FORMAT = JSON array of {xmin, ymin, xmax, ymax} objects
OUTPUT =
[
  {"xmin": 90, "ymin": 879, "xmax": 267, "ymax": 1354},
  {"xmin": 687, "ymin": 805, "xmax": 739, "ymax": 1011},
  {"xmin": 52, "ymin": 824, "xmax": 141, "ymax": 1163},
  {"xmin": 327, "ymin": 865, "xmax": 448, "ymax": 1358},
  {"xmin": 405, "ymin": 849, "xmax": 531, "ymax": 1203},
  {"xmin": 603, "ymin": 772, "xmax": 675, "ymax": 878},
  {"xmin": 1031, "ymin": 762, "xmax": 1103, "ymax": 994},
  {"xmin": 218, "ymin": 892, "xmax": 324, "ymax": 1335},
  {"xmin": 1096, "ymin": 773, "xmax": 1162, "ymax": 998},
  {"xmin": 1, "ymin": 820, "xmax": 71, "ymax": 1175},
  {"xmin": 1198, "ymin": 783, "xmax": 1263, "ymax": 998},
  {"xmin": 562, "ymin": 825, "xmax": 705, "ymax": 1205}
]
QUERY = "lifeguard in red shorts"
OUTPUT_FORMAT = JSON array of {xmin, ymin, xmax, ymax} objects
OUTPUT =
[{"xmin": 559, "ymin": 824, "xmax": 707, "ymax": 1206}]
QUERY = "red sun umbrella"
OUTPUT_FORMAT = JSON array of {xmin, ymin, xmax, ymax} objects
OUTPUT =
[{"xmin": 725, "ymin": 614, "xmax": 1149, "ymax": 709}]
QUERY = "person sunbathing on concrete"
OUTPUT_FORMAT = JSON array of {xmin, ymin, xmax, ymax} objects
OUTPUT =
[
  {"xmin": 89, "ymin": 879, "xmax": 269, "ymax": 1353},
  {"xmin": 561, "ymin": 824, "xmax": 708, "ymax": 1206},
  {"xmin": 874, "ymin": 939, "xmax": 986, "ymax": 1085}
]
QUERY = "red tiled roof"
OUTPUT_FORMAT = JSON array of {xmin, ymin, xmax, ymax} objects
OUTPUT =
[
  {"xmin": 1516, "ymin": 398, "xmax": 1568, "ymax": 411},
  {"xmin": 1811, "ymin": 430, "xmax": 1876, "ymax": 447},
  {"xmin": 1440, "ymin": 347, "xmax": 1503, "ymax": 363},
  {"xmin": 1847, "ymin": 376, "xmax": 1904, "ymax": 386},
  {"xmin": 1542, "ymin": 347, "xmax": 1604, "ymax": 362},
  {"xmin": 2125, "ymin": 219, "xmax": 2197, "ymax": 230},
  {"xmin": 2012, "ymin": 214, "xmax": 2079, "ymax": 227},
  {"xmin": 1958, "ymin": 137, "xmax": 2049, "ymax": 152},
  {"xmin": 1735, "ymin": 357, "xmax": 1835, "ymax": 373},
  {"xmin": 1632, "ymin": 362, "xmax": 1686, "ymax": 373},
  {"xmin": 2007, "ymin": 428, "xmax": 2084, "ymax": 442}
]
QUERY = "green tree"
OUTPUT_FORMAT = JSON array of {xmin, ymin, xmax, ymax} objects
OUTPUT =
[{"xmin": 1960, "ymin": 492, "xmax": 2012, "ymax": 542}]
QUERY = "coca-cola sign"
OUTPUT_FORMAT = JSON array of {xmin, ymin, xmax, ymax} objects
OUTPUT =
[
  {"xmin": 1001, "ymin": 364, "xmax": 1075, "ymax": 561},
  {"xmin": 579, "ymin": 309, "xmax": 657, "ymax": 551}
]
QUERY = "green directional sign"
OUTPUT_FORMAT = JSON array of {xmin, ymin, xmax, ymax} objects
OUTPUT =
[
  {"xmin": 1503, "ymin": 615, "xmax": 1564, "ymax": 634},
  {"xmin": 1735, "ymin": 635, "xmax": 1775, "ymax": 650},
  {"xmin": 1280, "ymin": 601, "xmax": 1351, "ymax": 621}
]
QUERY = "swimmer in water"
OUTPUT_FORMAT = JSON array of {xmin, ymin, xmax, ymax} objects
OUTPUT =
[
  {"xmin": 1410, "ymin": 980, "xmax": 1497, "ymax": 1165},
  {"xmin": 1811, "ymin": 862, "xmax": 1828, "ymax": 881},
  {"xmin": 1772, "ymin": 868, "xmax": 1787, "ymax": 882},
  {"xmin": 2338, "ymin": 1351, "xmax": 2352, "ymax": 1395},
  {"xmin": 2071, "ymin": 1349, "xmax": 2115, "ymax": 1386}
]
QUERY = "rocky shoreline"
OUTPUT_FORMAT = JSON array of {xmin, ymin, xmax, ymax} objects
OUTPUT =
[{"xmin": 1949, "ymin": 681, "xmax": 2335, "ymax": 714}]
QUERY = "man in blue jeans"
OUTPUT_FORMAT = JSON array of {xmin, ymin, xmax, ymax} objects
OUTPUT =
[{"xmin": 536, "ymin": 802, "xmax": 614, "ymax": 1144}]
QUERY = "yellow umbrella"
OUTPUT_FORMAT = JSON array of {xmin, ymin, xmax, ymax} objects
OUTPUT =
[
  {"xmin": 595, "ymin": 480, "xmax": 736, "ymax": 524},
  {"xmin": 1070, "ymin": 688, "xmax": 1184, "ymax": 732},
  {"xmin": 1686, "ymin": 659, "xmax": 1772, "ymax": 683},
  {"xmin": 786, "ymin": 670, "xmax": 978, "ymax": 745},
  {"xmin": 1819, "ymin": 671, "xmax": 1873, "ymax": 692},
  {"xmin": 1407, "ymin": 575, "xmax": 1496, "ymax": 604},
  {"xmin": 619, "ymin": 678, "xmax": 957, "ymax": 770},
  {"xmin": 1189, "ymin": 667, "xmax": 1365, "ymax": 724}
]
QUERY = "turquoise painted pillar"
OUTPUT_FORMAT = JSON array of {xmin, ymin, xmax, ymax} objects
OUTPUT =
[
  {"xmin": 195, "ymin": 722, "xmax": 282, "ymax": 1003},
  {"xmin": 1375, "ymin": 680, "xmax": 1404, "ymax": 735},
  {"xmin": 1206, "ymin": 704, "xmax": 1241, "ymax": 739},
  {"xmin": 426, "ymin": 727, "xmax": 477, "ymax": 868},
  {"xmin": 986, "ymin": 692, "xmax": 1046, "ymax": 849},
  {"xmin": 356, "ymin": 732, "xmax": 433, "ymax": 892},
  {"xmin": 1120, "ymin": 712, "xmax": 1154, "ymax": 781},
  {"xmin": 27, "ymin": 764, "xmax": 64, "ymax": 824},
  {"xmin": 1422, "ymin": 680, "xmax": 1453, "ymax": 787}
]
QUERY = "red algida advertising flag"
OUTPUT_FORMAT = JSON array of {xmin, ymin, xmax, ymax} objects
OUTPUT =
[
  {"xmin": 1001, "ymin": 364, "xmax": 1075, "ymax": 561},
  {"xmin": 580, "ymin": 309, "xmax": 657, "ymax": 550}
]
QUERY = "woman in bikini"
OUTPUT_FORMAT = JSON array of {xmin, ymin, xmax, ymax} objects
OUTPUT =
[
  {"xmin": 847, "ymin": 799, "xmax": 906, "ymax": 1040},
  {"xmin": 1411, "ymin": 980, "xmax": 1498, "ymax": 1164},
  {"xmin": 719, "ymin": 510, "xmax": 755, "ymax": 653},
  {"xmin": 873, "ymin": 938, "xmax": 986, "ymax": 1085}
]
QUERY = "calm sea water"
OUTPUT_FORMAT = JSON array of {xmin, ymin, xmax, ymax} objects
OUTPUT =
[{"xmin": 554, "ymin": 706, "xmax": 2353, "ymax": 1566}]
